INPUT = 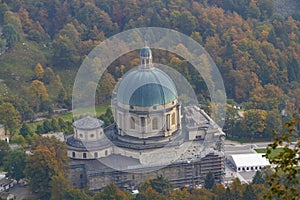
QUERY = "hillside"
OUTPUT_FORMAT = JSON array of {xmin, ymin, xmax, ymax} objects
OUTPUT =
[{"xmin": 0, "ymin": 0, "xmax": 299, "ymax": 140}]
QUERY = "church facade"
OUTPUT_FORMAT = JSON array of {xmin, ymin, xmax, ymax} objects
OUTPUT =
[{"xmin": 67, "ymin": 45, "xmax": 225, "ymax": 190}]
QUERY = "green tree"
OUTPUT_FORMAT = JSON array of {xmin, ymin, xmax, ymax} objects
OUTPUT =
[
  {"xmin": 242, "ymin": 185, "xmax": 257, "ymax": 200},
  {"xmin": 148, "ymin": 175, "xmax": 172, "ymax": 194},
  {"xmin": 36, "ymin": 124, "xmax": 45, "ymax": 134},
  {"xmin": 3, "ymin": 149, "xmax": 26, "ymax": 182},
  {"xmin": 230, "ymin": 178, "xmax": 243, "ymax": 200},
  {"xmin": 50, "ymin": 173, "xmax": 69, "ymax": 200},
  {"xmin": 96, "ymin": 72, "xmax": 116, "ymax": 104},
  {"xmin": 3, "ymin": 11, "xmax": 22, "ymax": 33},
  {"xmin": 43, "ymin": 119, "xmax": 52, "ymax": 133},
  {"xmin": 51, "ymin": 118, "xmax": 60, "ymax": 132},
  {"xmin": 43, "ymin": 67, "xmax": 55, "ymax": 84},
  {"xmin": 52, "ymin": 34, "xmax": 80, "ymax": 68},
  {"xmin": 0, "ymin": 3, "xmax": 9, "ymax": 24},
  {"xmin": 20, "ymin": 123, "xmax": 33, "ymax": 138},
  {"xmin": 64, "ymin": 188, "xmax": 90, "ymax": 200},
  {"xmin": 224, "ymin": 187, "xmax": 232, "ymax": 200},
  {"xmin": 99, "ymin": 107, "xmax": 114, "ymax": 127},
  {"xmin": 252, "ymin": 170, "xmax": 265, "ymax": 184},
  {"xmin": 204, "ymin": 172, "xmax": 215, "ymax": 189},
  {"xmin": 0, "ymin": 102, "xmax": 21, "ymax": 137},
  {"xmin": 265, "ymin": 109, "xmax": 300, "ymax": 199},
  {"xmin": 0, "ymin": 140, "xmax": 9, "ymax": 166},
  {"xmin": 2, "ymin": 23, "xmax": 19, "ymax": 48}
]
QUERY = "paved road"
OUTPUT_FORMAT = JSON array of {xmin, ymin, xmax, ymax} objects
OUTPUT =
[{"xmin": 9, "ymin": 184, "xmax": 36, "ymax": 200}]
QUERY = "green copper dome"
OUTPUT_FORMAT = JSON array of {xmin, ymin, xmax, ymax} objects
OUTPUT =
[{"xmin": 116, "ymin": 68, "xmax": 178, "ymax": 107}]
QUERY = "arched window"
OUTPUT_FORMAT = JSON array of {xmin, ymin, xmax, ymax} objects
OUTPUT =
[
  {"xmin": 171, "ymin": 113, "xmax": 176, "ymax": 125},
  {"xmin": 152, "ymin": 118, "xmax": 158, "ymax": 130},
  {"xmin": 130, "ymin": 117, "xmax": 135, "ymax": 129}
]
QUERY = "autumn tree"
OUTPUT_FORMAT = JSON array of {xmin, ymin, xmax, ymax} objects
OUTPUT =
[
  {"xmin": 25, "ymin": 136, "xmax": 69, "ymax": 199},
  {"xmin": 1, "ymin": 95, "xmax": 36, "ymax": 122},
  {"xmin": 93, "ymin": 183, "xmax": 130, "ymax": 200},
  {"xmin": 240, "ymin": 109, "xmax": 267, "ymax": 138},
  {"xmin": 0, "ymin": 102, "xmax": 21, "ymax": 137},
  {"xmin": 34, "ymin": 63, "xmax": 44, "ymax": 80},
  {"xmin": 28, "ymin": 80, "xmax": 49, "ymax": 111},
  {"xmin": 169, "ymin": 188, "xmax": 191, "ymax": 200}
]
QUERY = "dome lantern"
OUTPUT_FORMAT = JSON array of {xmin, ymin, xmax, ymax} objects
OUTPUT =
[{"xmin": 140, "ymin": 41, "xmax": 153, "ymax": 69}]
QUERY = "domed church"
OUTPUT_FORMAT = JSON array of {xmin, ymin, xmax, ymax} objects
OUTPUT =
[
  {"xmin": 67, "ymin": 44, "xmax": 225, "ymax": 191},
  {"xmin": 114, "ymin": 44, "xmax": 181, "ymax": 139}
]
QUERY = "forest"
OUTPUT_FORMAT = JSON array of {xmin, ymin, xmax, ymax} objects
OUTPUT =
[
  {"xmin": 0, "ymin": 0, "xmax": 299, "ymax": 141},
  {"xmin": 0, "ymin": 0, "xmax": 299, "ymax": 199}
]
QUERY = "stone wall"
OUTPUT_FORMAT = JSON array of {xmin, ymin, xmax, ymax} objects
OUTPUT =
[{"xmin": 70, "ymin": 152, "xmax": 224, "ymax": 191}]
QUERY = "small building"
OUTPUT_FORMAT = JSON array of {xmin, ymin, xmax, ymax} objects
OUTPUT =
[
  {"xmin": 0, "ymin": 124, "xmax": 9, "ymax": 143},
  {"xmin": 229, "ymin": 154, "xmax": 270, "ymax": 172},
  {"xmin": 66, "ymin": 116, "xmax": 109, "ymax": 160}
]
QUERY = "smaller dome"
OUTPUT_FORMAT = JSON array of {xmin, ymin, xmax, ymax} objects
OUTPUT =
[
  {"xmin": 73, "ymin": 116, "xmax": 103, "ymax": 130},
  {"xmin": 140, "ymin": 46, "xmax": 152, "ymax": 57}
]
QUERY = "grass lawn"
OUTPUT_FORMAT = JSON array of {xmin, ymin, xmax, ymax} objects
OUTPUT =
[
  {"xmin": 0, "ymin": 40, "xmax": 51, "ymax": 96},
  {"xmin": 255, "ymin": 148, "xmax": 284, "ymax": 158}
]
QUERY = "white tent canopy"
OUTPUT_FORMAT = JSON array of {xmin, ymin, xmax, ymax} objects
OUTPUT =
[{"xmin": 230, "ymin": 154, "xmax": 270, "ymax": 172}]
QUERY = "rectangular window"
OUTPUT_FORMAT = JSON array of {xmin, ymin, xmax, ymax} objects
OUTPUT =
[
  {"xmin": 130, "ymin": 117, "xmax": 135, "ymax": 129},
  {"xmin": 141, "ymin": 117, "xmax": 145, "ymax": 127},
  {"xmin": 152, "ymin": 118, "xmax": 158, "ymax": 130},
  {"xmin": 171, "ymin": 113, "xmax": 175, "ymax": 125},
  {"xmin": 166, "ymin": 114, "xmax": 170, "ymax": 130}
]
